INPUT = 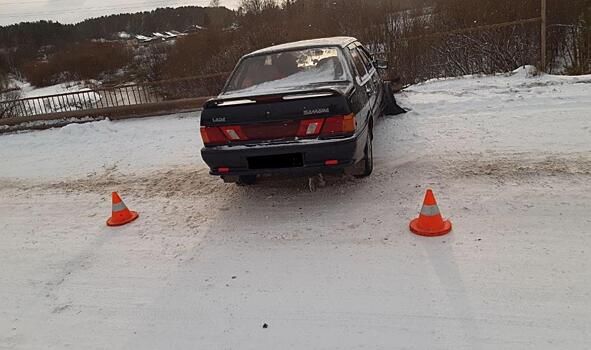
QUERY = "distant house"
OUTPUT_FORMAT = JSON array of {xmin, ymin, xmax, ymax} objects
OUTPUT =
[
  {"xmin": 168, "ymin": 30, "xmax": 186, "ymax": 36},
  {"xmin": 135, "ymin": 35, "xmax": 155, "ymax": 44},
  {"xmin": 152, "ymin": 32, "xmax": 168, "ymax": 39},
  {"xmin": 165, "ymin": 31, "xmax": 187, "ymax": 38},
  {"xmin": 223, "ymin": 23, "xmax": 240, "ymax": 32},
  {"xmin": 129, "ymin": 27, "xmax": 195, "ymax": 45},
  {"xmin": 185, "ymin": 25, "xmax": 206, "ymax": 33},
  {"xmin": 118, "ymin": 31, "xmax": 132, "ymax": 39}
]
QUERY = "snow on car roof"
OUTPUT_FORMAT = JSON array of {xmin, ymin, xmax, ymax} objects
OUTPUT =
[{"xmin": 247, "ymin": 37, "xmax": 358, "ymax": 56}]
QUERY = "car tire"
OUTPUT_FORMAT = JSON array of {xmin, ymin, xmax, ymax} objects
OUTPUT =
[
  {"xmin": 237, "ymin": 175, "xmax": 257, "ymax": 186},
  {"xmin": 383, "ymin": 83, "xmax": 406, "ymax": 116},
  {"xmin": 354, "ymin": 130, "xmax": 373, "ymax": 178}
]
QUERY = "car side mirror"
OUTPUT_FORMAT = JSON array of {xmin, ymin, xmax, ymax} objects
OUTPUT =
[{"xmin": 375, "ymin": 59, "xmax": 388, "ymax": 70}]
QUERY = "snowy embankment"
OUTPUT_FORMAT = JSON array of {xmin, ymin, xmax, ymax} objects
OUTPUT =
[
  {"xmin": 0, "ymin": 113, "xmax": 204, "ymax": 180},
  {"xmin": 1, "ymin": 81, "xmax": 101, "ymax": 127},
  {"xmin": 15, "ymin": 80, "xmax": 93, "ymax": 99},
  {"xmin": 16, "ymin": 81, "xmax": 102, "ymax": 112},
  {"xmin": 1, "ymin": 68, "xmax": 590, "ymax": 349}
]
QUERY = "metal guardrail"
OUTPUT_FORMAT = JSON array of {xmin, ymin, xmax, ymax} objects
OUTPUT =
[{"xmin": 0, "ymin": 72, "xmax": 229, "ymax": 120}]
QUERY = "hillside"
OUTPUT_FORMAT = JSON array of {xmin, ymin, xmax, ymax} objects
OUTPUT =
[{"xmin": 0, "ymin": 6, "xmax": 235, "ymax": 49}]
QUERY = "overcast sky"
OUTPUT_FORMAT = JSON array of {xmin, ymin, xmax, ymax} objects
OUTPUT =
[{"xmin": 0, "ymin": 0, "xmax": 241, "ymax": 26}]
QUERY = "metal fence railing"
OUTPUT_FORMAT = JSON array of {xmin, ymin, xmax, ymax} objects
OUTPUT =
[{"xmin": 0, "ymin": 72, "xmax": 229, "ymax": 120}]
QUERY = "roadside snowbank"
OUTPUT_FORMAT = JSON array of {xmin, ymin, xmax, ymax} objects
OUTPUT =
[{"xmin": 0, "ymin": 113, "xmax": 204, "ymax": 180}]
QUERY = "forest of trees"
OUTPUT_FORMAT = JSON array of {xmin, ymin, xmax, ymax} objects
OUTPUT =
[
  {"xmin": 1, "ymin": 0, "xmax": 590, "ymax": 93},
  {"xmin": 0, "ymin": 6, "xmax": 235, "ymax": 87},
  {"xmin": 162, "ymin": 0, "xmax": 589, "ymax": 84},
  {"xmin": 0, "ymin": 6, "xmax": 234, "ymax": 48}
]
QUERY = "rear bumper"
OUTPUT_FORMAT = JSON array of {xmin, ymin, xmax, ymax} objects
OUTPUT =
[{"xmin": 201, "ymin": 132, "xmax": 366, "ymax": 176}]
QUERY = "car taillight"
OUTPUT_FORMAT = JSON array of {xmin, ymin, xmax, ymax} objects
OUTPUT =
[
  {"xmin": 200, "ymin": 126, "xmax": 227, "ymax": 145},
  {"xmin": 220, "ymin": 126, "xmax": 247, "ymax": 141},
  {"xmin": 201, "ymin": 126, "xmax": 249, "ymax": 146},
  {"xmin": 201, "ymin": 113, "xmax": 357, "ymax": 146},
  {"xmin": 297, "ymin": 119, "xmax": 325, "ymax": 138},
  {"xmin": 321, "ymin": 113, "xmax": 356, "ymax": 136}
]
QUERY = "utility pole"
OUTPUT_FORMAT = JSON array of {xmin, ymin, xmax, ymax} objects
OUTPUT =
[{"xmin": 541, "ymin": 0, "xmax": 547, "ymax": 72}]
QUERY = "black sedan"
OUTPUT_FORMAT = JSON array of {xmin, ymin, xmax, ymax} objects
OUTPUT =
[{"xmin": 200, "ymin": 36, "xmax": 403, "ymax": 184}]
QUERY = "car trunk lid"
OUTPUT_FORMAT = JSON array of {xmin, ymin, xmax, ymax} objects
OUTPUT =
[{"xmin": 201, "ymin": 86, "xmax": 354, "ymax": 146}]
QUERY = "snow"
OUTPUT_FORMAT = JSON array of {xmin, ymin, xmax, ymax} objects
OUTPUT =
[
  {"xmin": 0, "ymin": 116, "xmax": 101, "ymax": 133},
  {"xmin": 117, "ymin": 31, "xmax": 131, "ymax": 39},
  {"xmin": 11, "ymin": 80, "xmax": 102, "ymax": 114},
  {"xmin": 135, "ymin": 35, "xmax": 152, "ymax": 41},
  {"xmin": 0, "ymin": 113, "xmax": 204, "ymax": 180},
  {"xmin": 15, "ymin": 80, "xmax": 93, "ymax": 99},
  {"xmin": 249, "ymin": 36, "xmax": 356, "ymax": 56},
  {"xmin": 1, "ymin": 70, "xmax": 591, "ymax": 349}
]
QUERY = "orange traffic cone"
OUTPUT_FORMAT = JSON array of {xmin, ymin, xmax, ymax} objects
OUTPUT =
[
  {"xmin": 107, "ymin": 192, "xmax": 139, "ymax": 227},
  {"xmin": 410, "ymin": 189, "xmax": 452, "ymax": 237}
]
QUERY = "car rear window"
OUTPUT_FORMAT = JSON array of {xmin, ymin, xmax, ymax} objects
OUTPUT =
[{"xmin": 224, "ymin": 47, "xmax": 349, "ymax": 94}]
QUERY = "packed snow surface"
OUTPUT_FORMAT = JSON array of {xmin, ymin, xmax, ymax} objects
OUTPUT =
[
  {"xmin": 1, "ymin": 68, "xmax": 591, "ymax": 349},
  {"xmin": 0, "ymin": 114, "xmax": 204, "ymax": 179}
]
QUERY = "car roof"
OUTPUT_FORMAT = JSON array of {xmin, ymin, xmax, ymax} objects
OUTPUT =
[{"xmin": 246, "ymin": 36, "xmax": 358, "ymax": 57}]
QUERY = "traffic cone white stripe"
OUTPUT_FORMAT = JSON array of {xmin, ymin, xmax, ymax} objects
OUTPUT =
[
  {"xmin": 420, "ymin": 204, "xmax": 441, "ymax": 217},
  {"xmin": 112, "ymin": 202, "xmax": 127, "ymax": 212}
]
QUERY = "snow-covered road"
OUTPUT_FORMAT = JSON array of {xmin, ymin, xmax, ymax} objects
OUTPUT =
[{"xmin": 1, "ymin": 68, "xmax": 591, "ymax": 349}]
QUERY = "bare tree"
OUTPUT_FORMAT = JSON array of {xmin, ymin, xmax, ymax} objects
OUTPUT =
[
  {"xmin": 239, "ymin": 0, "xmax": 279, "ymax": 15},
  {"xmin": 133, "ymin": 43, "xmax": 171, "ymax": 82},
  {"xmin": 0, "ymin": 79, "xmax": 22, "ymax": 119}
]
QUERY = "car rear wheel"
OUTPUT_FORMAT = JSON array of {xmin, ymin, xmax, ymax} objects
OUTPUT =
[{"xmin": 354, "ymin": 131, "xmax": 373, "ymax": 178}]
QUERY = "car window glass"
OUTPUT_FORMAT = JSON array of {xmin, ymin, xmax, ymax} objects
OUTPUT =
[
  {"xmin": 358, "ymin": 45, "xmax": 374, "ymax": 61},
  {"xmin": 357, "ymin": 47, "xmax": 374, "ymax": 72},
  {"xmin": 225, "ymin": 47, "xmax": 347, "ymax": 93},
  {"xmin": 348, "ymin": 47, "xmax": 368, "ymax": 79}
]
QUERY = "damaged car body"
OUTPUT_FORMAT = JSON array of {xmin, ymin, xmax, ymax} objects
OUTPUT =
[{"xmin": 200, "ymin": 36, "xmax": 404, "ymax": 184}]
